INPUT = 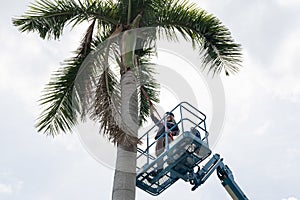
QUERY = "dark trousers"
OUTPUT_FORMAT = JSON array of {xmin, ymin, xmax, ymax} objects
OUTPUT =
[{"xmin": 155, "ymin": 135, "xmax": 173, "ymax": 169}]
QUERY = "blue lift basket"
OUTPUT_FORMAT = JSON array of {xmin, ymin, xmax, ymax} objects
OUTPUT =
[{"xmin": 136, "ymin": 102, "xmax": 211, "ymax": 196}]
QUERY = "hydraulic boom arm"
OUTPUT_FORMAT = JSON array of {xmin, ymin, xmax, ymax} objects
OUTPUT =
[{"xmin": 188, "ymin": 154, "xmax": 249, "ymax": 200}]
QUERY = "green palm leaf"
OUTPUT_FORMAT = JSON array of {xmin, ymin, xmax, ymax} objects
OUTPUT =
[
  {"xmin": 36, "ymin": 21, "xmax": 111, "ymax": 135},
  {"xmin": 136, "ymin": 49, "xmax": 160, "ymax": 126},
  {"xmin": 12, "ymin": 0, "xmax": 118, "ymax": 39},
  {"xmin": 147, "ymin": 0, "xmax": 242, "ymax": 75}
]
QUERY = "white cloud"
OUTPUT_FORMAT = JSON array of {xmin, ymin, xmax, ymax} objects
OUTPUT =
[
  {"xmin": 0, "ymin": 29, "xmax": 55, "ymax": 111},
  {"xmin": 277, "ymin": 0, "xmax": 300, "ymax": 6},
  {"xmin": 16, "ymin": 180, "xmax": 24, "ymax": 191},
  {"xmin": 0, "ymin": 22, "xmax": 88, "ymax": 113},
  {"xmin": 221, "ymin": 49, "xmax": 263, "ymax": 125},
  {"xmin": 189, "ymin": 0, "xmax": 209, "ymax": 10},
  {"xmin": 227, "ymin": 29, "xmax": 300, "ymax": 105},
  {"xmin": 263, "ymin": 29, "xmax": 300, "ymax": 103},
  {"xmin": 282, "ymin": 197, "xmax": 298, "ymax": 200},
  {"xmin": 254, "ymin": 121, "xmax": 270, "ymax": 136},
  {"xmin": 0, "ymin": 173, "xmax": 24, "ymax": 195},
  {"xmin": 53, "ymin": 133, "xmax": 82, "ymax": 152},
  {"xmin": 0, "ymin": 183, "xmax": 13, "ymax": 194}
]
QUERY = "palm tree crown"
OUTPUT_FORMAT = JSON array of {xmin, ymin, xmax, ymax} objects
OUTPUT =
[
  {"xmin": 13, "ymin": 1, "xmax": 242, "ymax": 199},
  {"xmin": 13, "ymin": 0, "xmax": 241, "ymax": 144}
]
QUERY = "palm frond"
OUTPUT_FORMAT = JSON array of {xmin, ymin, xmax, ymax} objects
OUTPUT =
[
  {"xmin": 75, "ymin": 24, "xmax": 119, "ymax": 120},
  {"xmin": 12, "ymin": 0, "xmax": 118, "ymax": 39},
  {"xmin": 147, "ymin": 0, "xmax": 242, "ymax": 76},
  {"xmin": 36, "ymin": 20, "xmax": 98, "ymax": 135},
  {"xmin": 36, "ymin": 62, "xmax": 80, "ymax": 135},
  {"xmin": 88, "ymin": 51, "xmax": 141, "ymax": 145},
  {"xmin": 76, "ymin": 27, "xmax": 141, "ymax": 145},
  {"xmin": 136, "ymin": 49, "xmax": 160, "ymax": 126},
  {"xmin": 93, "ymin": 69, "xmax": 140, "ymax": 145}
]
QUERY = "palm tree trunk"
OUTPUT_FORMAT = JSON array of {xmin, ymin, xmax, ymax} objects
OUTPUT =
[{"xmin": 112, "ymin": 70, "xmax": 138, "ymax": 200}]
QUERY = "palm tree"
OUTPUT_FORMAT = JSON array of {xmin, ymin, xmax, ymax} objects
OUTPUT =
[{"xmin": 12, "ymin": 0, "xmax": 242, "ymax": 199}]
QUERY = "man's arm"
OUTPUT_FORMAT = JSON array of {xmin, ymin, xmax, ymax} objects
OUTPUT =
[
  {"xmin": 171, "ymin": 130, "xmax": 180, "ymax": 136},
  {"xmin": 167, "ymin": 122, "xmax": 180, "ymax": 136},
  {"xmin": 150, "ymin": 106, "xmax": 160, "ymax": 124}
]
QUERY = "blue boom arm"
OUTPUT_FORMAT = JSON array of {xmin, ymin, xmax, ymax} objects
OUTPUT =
[{"xmin": 188, "ymin": 154, "xmax": 249, "ymax": 200}]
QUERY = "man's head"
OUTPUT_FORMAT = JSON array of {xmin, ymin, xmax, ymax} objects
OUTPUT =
[{"xmin": 165, "ymin": 112, "xmax": 175, "ymax": 122}]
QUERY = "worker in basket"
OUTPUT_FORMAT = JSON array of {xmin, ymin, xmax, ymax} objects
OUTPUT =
[{"xmin": 149, "ymin": 105, "xmax": 180, "ymax": 176}]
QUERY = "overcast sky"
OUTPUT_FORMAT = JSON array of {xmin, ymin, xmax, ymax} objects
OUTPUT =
[{"xmin": 1, "ymin": 0, "xmax": 300, "ymax": 200}]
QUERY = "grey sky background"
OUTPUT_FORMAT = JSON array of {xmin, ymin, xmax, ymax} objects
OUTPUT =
[{"xmin": 1, "ymin": 0, "xmax": 300, "ymax": 200}]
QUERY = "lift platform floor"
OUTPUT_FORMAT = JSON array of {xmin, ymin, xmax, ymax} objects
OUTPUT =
[{"xmin": 136, "ymin": 131, "xmax": 211, "ymax": 196}]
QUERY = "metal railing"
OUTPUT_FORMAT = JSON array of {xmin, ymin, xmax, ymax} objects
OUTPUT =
[{"xmin": 137, "ymin": 102, "xmax": 209, "ymax": 171}]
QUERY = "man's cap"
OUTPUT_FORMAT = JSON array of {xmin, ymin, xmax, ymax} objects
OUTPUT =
[{"xmin": 165, "ymin": 112, "xmax": 174, "ymax": 117}]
